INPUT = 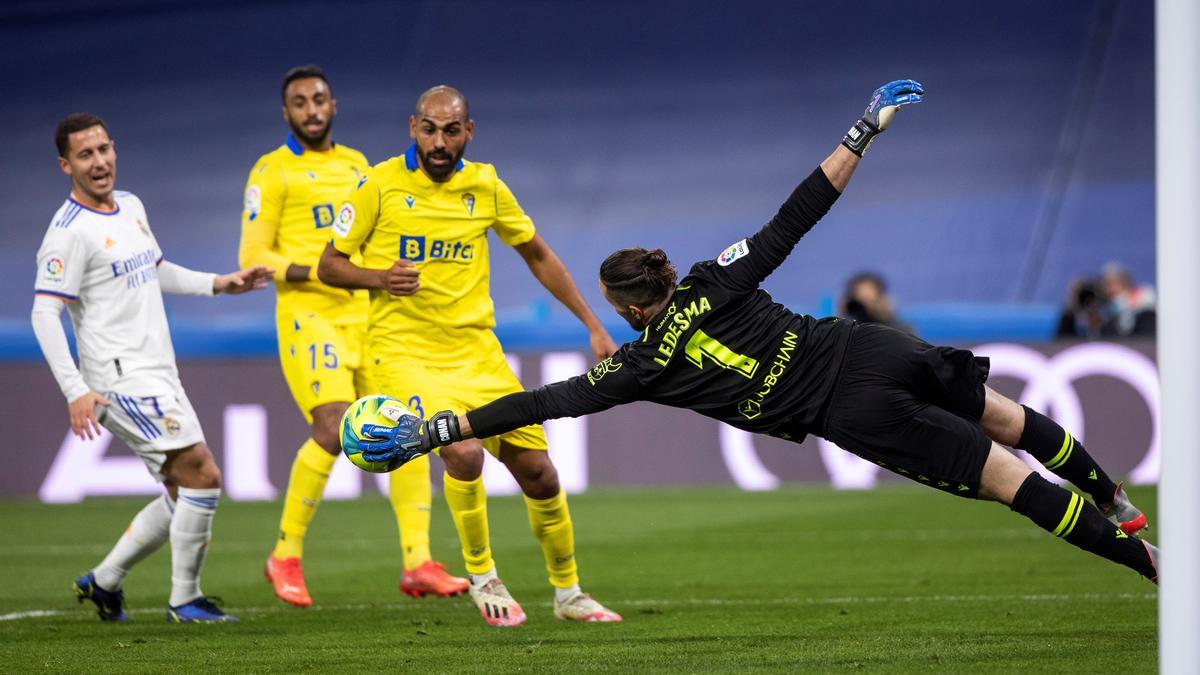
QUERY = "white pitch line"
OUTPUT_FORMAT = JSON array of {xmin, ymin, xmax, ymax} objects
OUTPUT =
[
  {"xmin": 0, "ymin": 610, "xmax": 65, "ymax": 621},
  {"xmin": 0, "ymin": 592, "xmax": 1156, "ymax": 623}
]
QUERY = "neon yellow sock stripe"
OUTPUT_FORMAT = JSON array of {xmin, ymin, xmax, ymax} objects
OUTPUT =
[
  {"xmin": 1052, "ymin": 492, "xmax": 1083, "ymax": 537},
  {"xmin": 1061, "ymin": 496, "xmax": 1084, "ymax": 537},
  {"xmin": 1045, "ymin": 433, "xmax": 1075, "ymax": 470}
]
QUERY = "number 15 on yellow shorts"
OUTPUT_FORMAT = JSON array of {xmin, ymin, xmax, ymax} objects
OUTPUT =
[{"xmin": 277, "ymin": 312, "xmax": 371, "ymax": 423}]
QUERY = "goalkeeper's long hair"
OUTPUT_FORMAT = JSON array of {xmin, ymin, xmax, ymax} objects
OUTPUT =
[{"xmin": 600, "ymin": 248, "xmax": 677, "ymax": 307}]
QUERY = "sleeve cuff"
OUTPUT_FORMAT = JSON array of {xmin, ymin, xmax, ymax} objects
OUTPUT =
[
  {"xmin": 35, "ymin": 290, "xmax": 78, "ymax": 302},
  {"xmin": 63, "ymin": 382, "xmax": 91, "ymax": 404},
  {"xmin": 502, "ymin": 227, "xmax": 537, "ymax": 248}
]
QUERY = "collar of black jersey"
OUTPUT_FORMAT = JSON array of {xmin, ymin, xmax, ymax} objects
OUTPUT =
[
  {"xmin": 404, "ymin": 143, "xmax": 465, "ymax": 172},
  {"xmin": 284, "ymin": 133, "xmax": 338, "ymax": 156}
]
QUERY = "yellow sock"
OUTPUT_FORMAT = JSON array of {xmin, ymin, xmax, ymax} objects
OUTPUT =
[
  {"xmin": 442, "ymin": 472, "xmax": 493, "ymax": 575},
  {"xmin": 524, "ymin": 490, "xmax": 578, "ymax": 589},
  {"xmin": 388, "ymin": 453, "xmax": 432, "ymax": 570},
  {"xmin": 273, "ymin": 439, "xmax": 336, "ymax": 560}
]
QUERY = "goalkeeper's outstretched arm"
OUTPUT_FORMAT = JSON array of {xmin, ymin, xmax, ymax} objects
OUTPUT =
[
  {"xmin": 422, "ymin": 369, "xmax": 637, "ymax": 450},
  {"xmin": 359, "ymin": 357, "xmax": 641, "ymax": 463},
  {"xmin": 692, "ymin": 79, "xmax": 923, "ymax": 295}
]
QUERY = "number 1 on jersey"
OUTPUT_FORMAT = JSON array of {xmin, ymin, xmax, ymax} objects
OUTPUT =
[{"xmin": 683, "ymin": 329, "xmax": 759, "ymax": 378}]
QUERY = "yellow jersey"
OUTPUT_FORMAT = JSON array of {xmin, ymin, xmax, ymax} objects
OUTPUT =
[
  {"xmin": 332, "ymin": 144, "xmax": 536, "ymax": 361},
  {"xmin": 239, "ymin": 134, "xmax": 370, "ymax": 325}
]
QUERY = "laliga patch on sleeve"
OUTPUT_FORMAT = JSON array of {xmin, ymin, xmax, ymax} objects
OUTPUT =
[
  {"xmin": 717, "ymin": 239, "xmax": 749, "ymax": 266},
  {"xmin": 334, "ymin": 202, "xmax": 355, "ymax": 237},
  {"xmin": 244, "ymin": 185, "xmax": 261, "ymax": 221},
  {"xmin": 41, "ymin": 257, "xmax": 65, "ymax": 284}
]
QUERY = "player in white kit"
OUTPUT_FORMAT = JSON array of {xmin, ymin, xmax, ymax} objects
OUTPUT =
[{"xmin": 31, "ymin": 113, "xmax": 273, "ymax": 623}]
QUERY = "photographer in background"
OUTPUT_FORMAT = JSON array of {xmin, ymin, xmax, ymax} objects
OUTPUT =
[
  {"xmin": 1099, "ymin": 261, "xmax": 1156, "ymax": 338},
  {"xmin": 1055, "ymin": 278, "xmax": 1105, "ymax": 339}
]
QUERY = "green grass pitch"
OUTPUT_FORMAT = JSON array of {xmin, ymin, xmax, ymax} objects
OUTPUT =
[{"xmin": 1, "ymin": 485, "xmax": 1156, "ymax": 672}]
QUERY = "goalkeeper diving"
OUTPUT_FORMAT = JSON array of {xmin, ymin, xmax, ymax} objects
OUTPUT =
[{"xmin": 352, "ymin": 79, "xmax": 1159, "ymax": 587}]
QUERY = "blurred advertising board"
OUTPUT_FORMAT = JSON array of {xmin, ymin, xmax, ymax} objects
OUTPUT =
[{"xmin": 0, "ymin": 341, "xmax": 1158, "ymax": 501}]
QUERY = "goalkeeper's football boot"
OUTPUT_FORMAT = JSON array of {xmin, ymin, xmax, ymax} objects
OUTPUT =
[
  {"xmin": 73, "ymin": 571, "xmax": 128, "ymax": 622},
  {"xmin": 400, "ymin": 560, "xmax": 469, "ymax": 598},
  {"xmin": 468, "ymin": 577, "xmax": 526, "ymax": 627},
  {"xmin": 553, "ymin": 591, "xmax": 623, "ymax": 623},
  {"xmin": 264, "ymin": 554, "xmax": 313, "ymax": 607},
  {"xmin": 1099, "ymin": 483, "xmax": 1148, "ymax": 535},
  {"xmin": 167, "ymin": 596, "xmax": 238, "ymax": 623}
]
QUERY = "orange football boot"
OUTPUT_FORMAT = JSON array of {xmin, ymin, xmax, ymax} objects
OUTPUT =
[
  {"xmin": 264, "ymin": 555, "xmax": 313, "ymax": 607},
  {"xmin": 400, "ymin": 560, "xmax": 469, "ymax": 598}
]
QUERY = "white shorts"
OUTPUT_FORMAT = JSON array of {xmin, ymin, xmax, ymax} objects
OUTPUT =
[{"xmin": 97, "ymin": 373, "xmax": 206, "ymax": 481}]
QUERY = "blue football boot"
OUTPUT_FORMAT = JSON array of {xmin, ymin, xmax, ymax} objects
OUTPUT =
[
  {"xmin": 166, "ymin": 596, "xmax": 238, "ymax": 623},
  {"xmin": 73, "ymin": 571, "xmax": 128, "ymax": 622}
]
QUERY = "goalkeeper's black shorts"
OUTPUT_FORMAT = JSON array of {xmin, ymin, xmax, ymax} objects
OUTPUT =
[{"xmin": 818, "ymin": 322, "xmax": 992, "ymax": 498}]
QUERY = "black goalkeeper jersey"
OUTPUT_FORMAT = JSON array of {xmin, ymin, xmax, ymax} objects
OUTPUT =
[{"xmin": 467, "ymin": 166, "xmax": 854, "ymax": 444}]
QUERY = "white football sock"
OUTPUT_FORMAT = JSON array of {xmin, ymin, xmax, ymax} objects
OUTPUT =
[
  {"xmin": 554, "ymin": 584, "xmax": 582, "ymax": 604},
  {"xmin": 469, "ymin": 566, "xmax": 498, "ymax": 588},
  {"xmin": 94, "ymin": 493, "xmax": 174, "ymax": 591},
  {"xmin": 169, "ymin": 487, "xmax": 220, "ymax": 607}
]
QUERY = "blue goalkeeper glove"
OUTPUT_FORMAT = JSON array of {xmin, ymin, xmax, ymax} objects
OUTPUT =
[
  {"xmin": 358, "ymin": 410, "xmax": 463, "ymax": 465},
  {"xmin": 841, "ymin": 79, "xmax": 924, "ymax": 157}
]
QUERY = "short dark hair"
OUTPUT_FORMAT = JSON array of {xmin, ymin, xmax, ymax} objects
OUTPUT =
[
  {"xmin": 600, "ymin": 248, "xmax": 678, "ymax": 307},
  {"xmin": 55, "ymin": 113, "xmax": 108, "ymax": 157},
  {"xmin": 281, "ymin": 64, "xmax": 330, "ymax": 102}
]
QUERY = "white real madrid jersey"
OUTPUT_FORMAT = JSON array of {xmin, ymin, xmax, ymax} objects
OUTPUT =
[{"xmin": 34, "ymin": 191, "xmax": 180, "ymax": 390}]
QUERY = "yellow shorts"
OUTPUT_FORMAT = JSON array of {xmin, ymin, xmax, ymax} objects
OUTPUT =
[
  {"xmin": 278, "ymin": 311, "xmax": 374, "ymax": 423},
  {"xmin": 371, "ymin": 332, "xmax": 547, "ymax": 457}
]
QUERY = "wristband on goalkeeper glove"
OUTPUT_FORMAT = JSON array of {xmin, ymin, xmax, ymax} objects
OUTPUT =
[{"xmin": 422, "ymin": 410, "xmax": 463, "ymax": 449}]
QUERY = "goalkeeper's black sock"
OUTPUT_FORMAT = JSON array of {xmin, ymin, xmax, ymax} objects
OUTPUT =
[
  {"xmin": 1015, "ymin": 406, "xmax": 1118, "ymax": 505},
  {"xmin": 1009, "ymin": 473, "xmax": 1156, "ymax": 581}
]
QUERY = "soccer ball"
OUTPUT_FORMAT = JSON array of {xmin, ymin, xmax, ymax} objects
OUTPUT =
[{"xmin": 340, "ymin": 394, "xmax": 419, "ymax": 473}]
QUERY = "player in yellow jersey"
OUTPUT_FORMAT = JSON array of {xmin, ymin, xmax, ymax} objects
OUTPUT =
[
  {"xmin": 239, "ymin": 66, "xmax": 466, "ymax": 608},
  {"xmin": 318, "ymin": 86, "xmax": 622, "ymax": 626}
]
